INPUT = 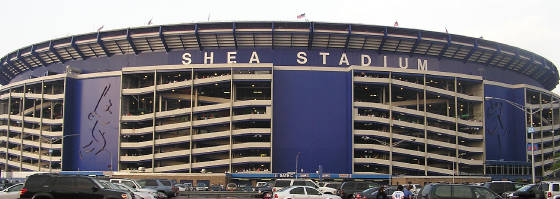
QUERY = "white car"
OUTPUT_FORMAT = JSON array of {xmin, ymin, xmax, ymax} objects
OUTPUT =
[
  {"xmin": 272, "ymin": 178, "xmax": 319, "ymax": 193},
  {"xmin": 318, "ymin": 182, "xmax": 342, "ymax": 195},
  {"xmin": 0, "ymin": 183, "xmax": 23, "ymax": 199},
  {"xmin": 174, "ymin": 184, "xmax": 187, "ymax": 192},
  {"xmin": 114, "ymin": 183, "xmax": 158, "ymax": 199},
  {"xmin": 273, "ymin": 186, "xmax": 341, "ymax": 199},
  {"xmin": 110, "ymin": 179, "xmax": 165, "ymax": 198}
]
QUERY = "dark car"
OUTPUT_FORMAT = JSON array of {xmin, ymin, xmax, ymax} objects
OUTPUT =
[
  {"xmin": 417, "ymin": 183, "xmax": 501, "ymax": 199},
  {"xmin": 352, "ymin": 186, "xmax": 397, "ymax": 199},
  {"xmin": 510, "ymin": 184, "xmax": 547, "ymax": 199},
  {"xmin": 136, "ymin": 179, "xmax": 177, "ymax": 197},
  {"xmin": 210, "ymin": 184, "xmax": 223, "ymax": 191},
  {"xmin": 19, "ymin": 173, "xmax": 132, "ymax": 199},
  {"xmin": 256, "ymin": 182, "xmax": 273, "ymax": 199},
  {"xmin": 338, "ymin": 181, "xmax": 378, "ymax": 199},
  {"xmin": 484, "ymin": 181, "xmax": 518, "ymax": 196}
]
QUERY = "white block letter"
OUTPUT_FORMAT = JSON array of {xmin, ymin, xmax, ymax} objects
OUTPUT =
[
  {"xmin": 339, "ymin": 53, "xmax": 350, "ymax": 66},
  {"xmin": 383, "ymin": 56, "xmax": 387, "ymax": 67},
  {"xmin": 297, "ymin": 52, "xmax": 307, "ymax": 64},
  {"xmin": 249, "ymin": 51, "xmax": 260, "ymax": 64},
  {"xmin": 204, "ymin": 52, "xmax": 214, "ymax": 64},
  {"xmin": 398, "ymin": 57, "xmax": 408, "ymax": 69},
  {"xmin": 417, "ymin": 59, "xmax": 428, "ymax": 71},
  {"xmin": 320, "ymin": 52, "xmax": 330, "ymax": 65},
  {"xmin": 361, "ymin": 54, "xmax": 371, "ymax": 66},
  {"xmin": 182, "ymin": 53, "xmax": 192, "ymax": 65},
  {"xmin": 227, "ymin": 52, "xmax": 237, "ymax": 63}
]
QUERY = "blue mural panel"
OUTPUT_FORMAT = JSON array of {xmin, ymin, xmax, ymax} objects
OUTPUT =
[
  {"xmin": 64, "ymin": 76, "xmax": 120, "ymax": 171},
  {"xmin": 273, "ymin": 70, "xmax": 352, "ymax": 174},
  {"xmin": 484, "ymin": 84, "xmax": 526, "ymax": 161}
]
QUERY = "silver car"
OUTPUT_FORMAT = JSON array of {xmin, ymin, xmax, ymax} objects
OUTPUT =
[{"xmin": 0, "ymin": 183, "xmax": 24, "ymax": 199}]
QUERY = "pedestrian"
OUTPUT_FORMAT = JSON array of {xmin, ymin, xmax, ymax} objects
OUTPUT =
[
  {"xmin": 376, "ymin": 186, "xmax": 388, "ymax": 199},
  {"xmin": 391, "ymin": 185, "xmax": 405, "ymax": 199},
  {"xmin": 403, "ymin": 185, "xmax": 413, "ymax": 199}
]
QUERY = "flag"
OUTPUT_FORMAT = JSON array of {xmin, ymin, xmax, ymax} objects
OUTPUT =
[
  {"xmin": 394, "ymin": 21, "xmax": 399, "ymax": 27},
  {"xmin": 97, "ymin": 25, "xmax": 104, "ymax": 32},
  {"xmin": 445, "ymin": 27, "xmax": 448, "ymax": 34},
  {"xmin": 297, "ymin": 13, "xmax": 306, "ymax": 19},
  {"xmin": 148, "ymin": 18, "xmax": 152, "ymax": 25}
]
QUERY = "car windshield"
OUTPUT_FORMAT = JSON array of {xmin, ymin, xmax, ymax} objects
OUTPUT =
[
  {"xmin": 115, "ymin": 184, "xmax": 133, "ymax": 192},
  {"xmin": 326, "ymin": 183, "xmax": 342, "ymax": 189},
  {"xmin": 97, "ymin": 180, "xmax": 117, "ymax": 190},
  {"xmin": 363, "ymin": 187, "xmax": 378, "ymax": 195},
  {"xmin": 138, "ymin": 180, "xmax": 158, "ymax": 187},
  {"xmin": 160, "ymin": 180, "xmax": 172, "ymax": 186},
  {"xmin": 122, "ymin": 181, "xmax": 137, "ymax": 189},
  {"xmin": 277, "ymin": 186, "xmax": 293, "ymax": 192},
  {"xmin": 275, "ymin": 180, "xmax": 290, "ymax": 187},
  {"xmin": 518, "ymin": 184, "xmax": 535, "ymax": 192},
  {"xmin": 197, "ymin": 183, "xmax": 206, "ymax": 187}
]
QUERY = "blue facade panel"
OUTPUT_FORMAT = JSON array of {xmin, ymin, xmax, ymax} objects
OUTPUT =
[
  {"xmin": 272, "ymin": 70, "xmax": 352, "ymax": 174},
  {"xmin": 63, "ymin": 76, "xmax": 121, "ymax": 171},
  {"xmin": 484, "ymin": 84, "xmax": 526, "ymax": 161}
]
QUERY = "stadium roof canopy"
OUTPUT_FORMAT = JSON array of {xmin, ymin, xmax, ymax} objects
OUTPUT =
[{"xmin": 0, "ymin": 21, "xmax": 557, "ymax": 90}]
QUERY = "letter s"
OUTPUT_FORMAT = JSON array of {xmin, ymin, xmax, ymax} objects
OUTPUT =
[
  {"xmin": 297, "ymin": 52, "xmax": 308, "ymax": 65},
  {"xmin": 182, "ymin": 53, "xmax": 192, "ymax": 65}
]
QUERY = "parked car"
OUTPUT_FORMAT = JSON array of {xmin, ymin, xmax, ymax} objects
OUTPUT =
[
  {"xmin": 416, "ymin": 183, "xmax": 501, "ymax": 199},
  {"xmin": 226, "ymin": 183, "xmax": 238, "ymax": 191},
  {"xmin": 0, "ymin": 183, "xmax": 23, "ymax": 199},
  {"xmin": 509, "ymin": 184, "xmax": 538, "ymax": 199},
  {"xmin": 113, "ymin": 183, "xmax": 157, "ymax": 199},
  {"xmin": 110, "ymin": 179, "xmax": 164, "ymax": 199},
  {"xmin": 272, "ymin": 178, "xmax": 318, "ymax": 193},
  {"xmin": 257, "ymin": 182, "xmax": 269, "ymax": 188},
  {"xmin": 511, "ymin": 182, "xmax": 560, "ymax": 199},
  {"xmin": 136, "ymin": 179, "xmax": 177, "ymax": 197},
  {"xmin": 273, "ymin": 186, "xmax": 342, "ymax": 199},
  {"xmin": 183, "ymin": 183, "xmax": 194, "ymax": 191},
  {"xmin": 195, "ymin": 182, "xmax": 209, "ymax": 191},
  {"xmin": 20, "ymin": 173, "xmax": 132, "ymax": 199},
  {"xmin": 539, "ymin": 181, "xmax": 560, "ymax": 199},
  {"xmin": 174, "ymin": 184, "xmax": 187, "ymax": 192},
  {"xmin": 210, "ymin": 184, "xmax": 223, "ymax": 191},
  {"xmin": 484, "ymin": 181, "xmax": 518, "ymax": 196},
  {"xmin": 337, "ymin": 181, "xmax": 378, "ymax": 199},
  {"xmin": 352, "ymin": 186, "xmax": 397, "ymax": 199},
  {"xmin": 238, "ymin": 184, "xmax": 255, "ymax": 192},
  {"xmin": 319, "ymin": 182, "xmax": 342, "ymax": 195},
  {"xmin": 257, "ymin": 182, "xmax": 273, "ymax": 198}
]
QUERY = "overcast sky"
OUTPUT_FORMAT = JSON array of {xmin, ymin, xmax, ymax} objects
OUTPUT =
[{"xmin": 1, "ymin": 0, "xmax": 559, "ymax": 93}]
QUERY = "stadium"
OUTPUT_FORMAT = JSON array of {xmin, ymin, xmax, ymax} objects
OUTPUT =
[{"xmin": 0, "ymin": 21, "xmax": 558, "ymax": 181}]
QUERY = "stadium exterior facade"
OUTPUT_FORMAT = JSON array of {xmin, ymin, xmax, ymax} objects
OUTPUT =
[{"xmin": 0, "ymin": 22, "xmax": 558, "ymax": 180}]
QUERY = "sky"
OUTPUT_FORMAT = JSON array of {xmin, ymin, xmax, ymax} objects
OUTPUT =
[{"xmin": 0, "ymin": 0, "xmax": 559, "ymax": 93}]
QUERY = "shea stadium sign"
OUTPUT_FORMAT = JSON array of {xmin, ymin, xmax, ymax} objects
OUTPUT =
[{"xmin": 179, "ymin": 49, "xmax": 429, "ymax": 71}]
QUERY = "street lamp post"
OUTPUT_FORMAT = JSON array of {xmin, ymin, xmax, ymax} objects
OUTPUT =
[
  {"xmin": 484, "ymin": 96, "xmax": 554, "ymax": 184},
  {"xmin": 295, "ymin": 152, "xmax": 301, "ymax": 178}
]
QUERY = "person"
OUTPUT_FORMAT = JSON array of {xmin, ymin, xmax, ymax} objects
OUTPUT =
[
  {"xmin": 391, "ymin": 185, "xmax": 405, "ymax": 199},
  {"xmin": 403, "ymin": 185, "xmax": 413, "ymax": 199},
  {"xmin": 376, "ymin": 186, "xmax": 388, "ymax": 199}
]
